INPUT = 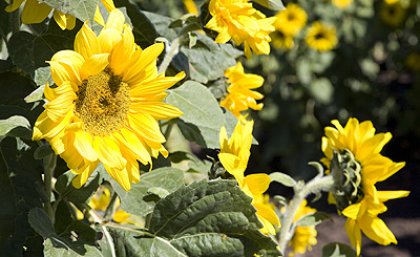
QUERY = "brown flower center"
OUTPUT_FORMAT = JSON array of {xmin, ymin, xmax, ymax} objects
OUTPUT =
[{"xmin": 74, "ymin": 68, "xmax": 130, "ymax": 136}]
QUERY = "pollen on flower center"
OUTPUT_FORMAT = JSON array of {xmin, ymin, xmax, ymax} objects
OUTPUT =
[{"xmin": 74, "ymin": 68, "xmax": 130, "ymax": 136}]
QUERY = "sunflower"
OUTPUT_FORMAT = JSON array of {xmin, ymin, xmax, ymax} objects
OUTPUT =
[
  {"xmin": 183, "ymin": 0, "xmax": 199, "ymax": 15},
  {"xmin": 88, "ymin": 187, "xmax": 132, "ymax": 224},
  {"xmin": 5, "ymin": 0, "xmax": 115, "ymax": 30},
  {"xmin": 219, "ymin": 118, "xmax": 280, "ymax": 235},
  {"xmin": 271, "ymin": 30, "xmax": 295, "ymax": 50},
  {"xmin": 405, "ymin": 52, "xmax": 420, "ymax": 72},
  {"xmin": 332, "ymin": 0, "xmax": 353, "ymax": 9},
  {"xmin": 274, "ymin": 3, "xmax": 307, "ymax": 37},
  {"xmin": 32, "ymin": 9, "xmax": 185, "ymax": 191},
  {"xmin": 205, "ymin": 0, "xmax": 276, "ymax": 58},
  {"xmin": 379, "ymin": 1, "xmax": 407, "ymax": 27},
  {"xmin": 220, "ymin": 62, "xmax": 264, "ymax": 117},
  {"xmin": 305, "ymin": 21, "xmax": 337, "ymax": 52},
  {"xmin": 321, "ymin": 118, "xmax": 409, "ymax": 255},
  {"xmin": 288, "ymin": 200, "xmax": 317, "ymax": 256}
]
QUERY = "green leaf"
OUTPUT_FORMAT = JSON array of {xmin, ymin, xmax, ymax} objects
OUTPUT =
[
  {"xmin": 309, "ymin": 78, "xmax": 333, "ymax": 104},
  {"xmin": 180, "ymin": 35, "xmax": 242, "ymax": 83},
  {"xmin": 44, "ymin": 238, "xmax": 104, "ymax": 257},
  {"xmin": 269, "ymin": 172, "xmax": 296, "ymax": 188},
  {"xmin": 166, "ymin": 81, "xmax": 225, "ymax": 148},
  {"xmin": 108, "ymin": 167, "xmax": 184, "ymax": 216},
  {"xmin": 34, "ymin": 66, "xmax": 53, "ymax": 86},
  {"xmin": 253, "ymin": 0, "xmax": 285, "ymax": 11},
  {"xmin": 0, "ymin": 115, "xmax": 31, "ymax": 140},
  {"xmin": 28, "ymin": 208, "xmax": 56, "ymax": 239},
  {"xmin": 322, "ymin": 243, "xmax": 357, "ymax": 257},
  {"xmin": 25, "ymin": 85, "xmax": 45, "ymax": 103},
  {"xmin": 42, "ymin": 0, "xmax": 99, "ymax": 22},
  {"xmin": 148, "ymin": 180, "xmax": 280, "ymax": 257},
  {"xmin": 295, "ymin": 212, "xmax": 330, "ymax": 227}
]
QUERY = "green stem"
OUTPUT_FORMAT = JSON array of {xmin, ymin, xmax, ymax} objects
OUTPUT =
[
  {"xmin": 158, "ymin": 38, "xmax": 180, "ymax": 74},
  {"xmin": 103, "ymin": 192, "xmax": 118, "ymax": 221},
  {"xmin": 277, "ymin": 175, "xmax": 334, "ymax": 253},
  {"xmin": 43, "ymin": 154, "xmax": 57, "ymax": 223},
  {"xmin": 104, "ymin": 222, "xmax": 155, "ymax": 237},
  {"xmin": 89, "ymin": 210, "xmax": 117, "ymax": 257}
]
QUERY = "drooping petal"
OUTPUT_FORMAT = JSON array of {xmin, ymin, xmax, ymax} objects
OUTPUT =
[
  {"xmin": 21, "ymin": 0, "xmax": 51, "ymax": 24},
  {"xmin": 74, "ymin": 23, "xmax": 101, "ymax": 60}
]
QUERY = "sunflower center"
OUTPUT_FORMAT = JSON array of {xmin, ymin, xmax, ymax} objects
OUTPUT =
[
  {"xmin": 74, "ymin": 68, "xmax": 130, "ymax": 136},
  {"xmin": 330, "ymin": 149, "xmax": 364, "ymax": 211},
  {"xmin": 314, "ymin": 32, "xmax": 326, "ymax": 40},
  {"xmin": 287, "ymin": 13, "xmax": 296, "ymax": 21}
]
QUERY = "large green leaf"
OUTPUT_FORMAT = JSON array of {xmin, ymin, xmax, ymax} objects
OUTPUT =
[
  {"xmin": 107, "ymin": 167, "xmax": 185, "ymax": 216},
  {"xmin": 43, "ymin": 0, "xmax": 99, "ymax": 22},
  {"xmin": 0, "ymin": 116, "xmax": 31, "ymax": 141},
  {"xmin": 166, "ymin": 81, "xmax": 225, "ymax": 148},
  {"xmin": 148, "ymin": 180, "xmax": 279, "ymax": 257},
  {"xmin": 44, "ymin": 238, "xmax": 104, "ymax": 257}
]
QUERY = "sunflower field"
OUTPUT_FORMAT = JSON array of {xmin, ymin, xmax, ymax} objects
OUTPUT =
[{"xmin": 0, "ymin": 0, "xmax": 419, "ymax": 256}]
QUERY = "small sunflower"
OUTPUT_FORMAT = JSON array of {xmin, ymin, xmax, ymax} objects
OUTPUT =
[
  {"xmin": 332, "ymin": 0, "xmax": 353, "ymax": 9},
  {"xmin": 205, "ymin": 0, "xmax": 276, "ymax": 58},
  {"xmin": 5, "ymin": 0, "xmax": 115, "ymax": 30},
  {"xmin": 274, "ymin": 3, "xmax": 307, "ymax": 37},
  {"xmin": 220, "ymin": 62, "xmax": 264, "ymax": 118},
  {"xmin": 405, "ymin": 52, "xmax": 420, "ymax": 72},
  {"xmin": 219, "ymin": 119, "xmax": 280, "ymax": 235},
  {"xmin": 379, "ymin": 1, "xmax": 407, "ymax": 27},
  {"xmin": 322, "ymin": 118, "xmax": 409, "ymax": 255},
  {"xmin": 271, "ymin": 30, "xmax": 295, "ymax": 50},
  {"xmin": 305, "ymin": 21, "xmax": 337, "ymax": 52},
  {"xmin": 288, "ymin": 200, "xmax": 318, "ymax": 256},
  {"xmin": 33, "ymin": 9, "xmax": 185, "ymax": 191}
]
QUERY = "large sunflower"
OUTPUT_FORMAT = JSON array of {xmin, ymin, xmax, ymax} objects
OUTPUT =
[
  {"xmin": 321, "ymin": 118, "xmax": 409, "ymax": 255},
  {"xmin": 305, "ymin": 22, "xmax": 337, "ymax": 52},
  {"xmin": 219, "ymin": 118, "xmax": 280, "ymax": 235},
  {"xmin": 274, "ymin": 3, "xmax": 307, "ymax": 37},
  {"xmin": 5, "ymin": 0, "xmax": 115, "ymax": 30},
  {"xmin": 33, "ymin": 9, "xmax": 185, "ymax": 191},
  {"xmin": 220, "ymin": 62, "xmax": 264, "ymax": 118},
  {"xmin": 205, "ymin": 0, "xmax": 276, "ymax": 58}
]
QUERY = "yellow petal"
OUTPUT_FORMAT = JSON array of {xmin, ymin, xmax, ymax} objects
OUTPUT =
[
  {"xmin": 105, "ymin": 9, "xmax": 125, "ymax": 32},
  {"xmin": 344, "ymin": 218, "xmax": 362, "ymax": 256},
  {"xmin": 377, "ymin": 190, "xmax": 410, "ymax": 202},
  {"xmin": 94, "ymin": 7, "xmax": 105, "ymax": 26},
  {"xmin": 71, "ymin": 161, "xmax": 98, "ymax": 188},
  {"xmin": 73, "ymin": 131, "xmax": 98, "ymax": 162},
  {"xmin": 101, "ymin": 0, "xmax": 116, "ymax": 11},
  {"xmin": 74, "ymin": 22, "xmax": 101, "ymax": 60},
  {"xmin": 115, "ymin": 128, "xmax": 152, "ymax": 165},
  {"xmin": 342, "ymin": 203, "xmax": 361, "ymax": 220},
  {"xmin": 98, "ymin": 28, "xmax": 122, "ymax": 53},
  {"xmin": 243, "ymin": 174, "xmax": 271, "ymax": 196},
  {"xmin": 49, "ymin": 50, "xmax": 84, "ymax": 86},
  {"xmin": 93, "ymin": 136, "xmax": 125, "ymax": 169},
  {"xmin": 53, "ymin": 10, "xmax": 67, "ymax": 30},
  {"xmin": 21, "ymin": 0, "xmax": 51, "ymax": 24},
  {"xmin": 218, "ymin": 152, "xmax": 245, "ymax": 184},
  {"xmin": 128, "ymin": 113, "xmax": 165, "ymax": 143},
  {"xmin": 130, "ymin": 102, "xmax": 182, "ymax": 120},
  {"xmin": 80, "ymin": 53, "xmax": 109, "ymax": 80},
  {"xmin": 105, "ymin": 164, "xmax": 131, "ymax": 191},
  {"xmin": 109, "ymin": 25, "xmax": 136, "ymax": 75},
  {"xmin": 359, "ymin": 215, "xmax": 397, "ymax": 245},
  {"xmin": 5, "ymin": 0, "xmax": 25, "ymax": 12}
]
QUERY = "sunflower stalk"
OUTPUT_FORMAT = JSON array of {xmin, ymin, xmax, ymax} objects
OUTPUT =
[
  {"xmin": 277, "ymin": 174, "xmax": 334, "ymax": 252},
  {"xmin": 89, "ymin": 210, "xmax": 117, "ymax": 257},
  {"xmin": 158, "ymin": 37, "xmax": 180, "ymax": 74},
  {"xmin": 43, "ymin": 154, "xmax": 57, "ymax": 223}
]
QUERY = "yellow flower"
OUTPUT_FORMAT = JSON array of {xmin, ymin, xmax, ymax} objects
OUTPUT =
[
  {"xmin": 288, "ymin": 200, "xmax": 317, "ymax": 256},
  {"xmin": 219, "ymin": 119, "xmax": 280, "ymax": 235},
  {"xmin": 405, "ymin": 52, "xmax": 420, "ymax": 72},
  {"xmin": 274, "ymin": 3, "xmax": 307, "ymax": 37},
  {"xmin": 5, "ymin": 0, "xmax": 115, "ymax": 30},
  {"xmin": 183, "ymin": 0, "xmax": 199, "ymax": 15},
  {"xmin": 32, "ymin": 9, "xmax": 185, "ymax": 191},
  {"xmin": 220, "ymin": 62, "xmax": 264, "ymax": 117},
  {"xmin": 89, "ymin": 187, "xmax": 132, "ymax": 223},
  {"xmin": 321, "ymin": 118, "xmax": 410, "ymax": 255},
  {"xmin": 205, "ymin": 0, "xmax": 276, "ymax": 58},
  {"xmin": 380, "ymin": 1, "xmax": 407, "ymax": 27},
  {"xmin": 271, "ymin": 30, "xmax": 295, "ymax": 50},
  {"xmin": 332, "ymin": 0, "xmax": 353, "ymax": 9},
  {"xmin": 305, "ymin": 21, "xmax": 337, "ymax": 52}
]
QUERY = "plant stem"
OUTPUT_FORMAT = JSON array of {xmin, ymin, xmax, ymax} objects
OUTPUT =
[
  {"xmin": 158, "ymin": 38, "xmax": 180, "ymax": 74},
  {"xmin": 89, "ymin": 210, "xmax": 117, "ymax": 257},
  {"xmin": 44, "ymin": 154, "xmax": 57, "ymax": 223},
  {"xmin": 9, "ymin": 9, "xmax": 20, "ymax": 34},
  {"xmin": 104, "ymin": 222, "xmax": 155, "ymax": 238},
  {"xmin": 277, "ymin": 175, "xmax": 334, "ymax": 253}
]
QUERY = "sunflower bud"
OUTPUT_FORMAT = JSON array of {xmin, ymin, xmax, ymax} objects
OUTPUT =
[{"xmin": 330, "ymin": 149, "xmax": 364, "ymax": 211}]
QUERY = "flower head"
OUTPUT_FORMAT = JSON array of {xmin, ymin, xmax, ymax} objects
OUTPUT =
[
  {"xmin": 219, "ymin": 119, "xmax": 280, "ymax": 235},
  {"xmin": 5, "ymin": 0, "xmax": 115, "ymax": 30},
  {"xmin": 33, "ymin": 9, "xmax": 185, "ymax": 191},
  {"xmin": 271, "ymin": 30, "xmax": 295, "ymax": 50},
  {"xmin": 288, "ymin": 200, "xmax": 318, "ymax": 256},
  {"xmin": 305, "ymin": 22, "xmax": 337, "ymax": 52},
  {"xmin": 220, "ymin": 62, "xmax": 264, "ymax": 117},
  {"xmin": 332, "ymin": 0, "xmax": 353, "ymax": 9},
  {"xmin": 205, "ymin": 0, "xmax": 276, "ymax": 58},
  {"xmin": 274, "ymin": 3, "xmax": 307, "ymax": 37},
  {"xmin": 380, "ymin": 1, "xmax": 407, "ymax": 27},
  {"xmin": 89, "ymin": 187, "xmax": 132, "ymax": 224},
  {"xmin": 322, "ymin": 118, "xmax": 409, "ymax": 255}
]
